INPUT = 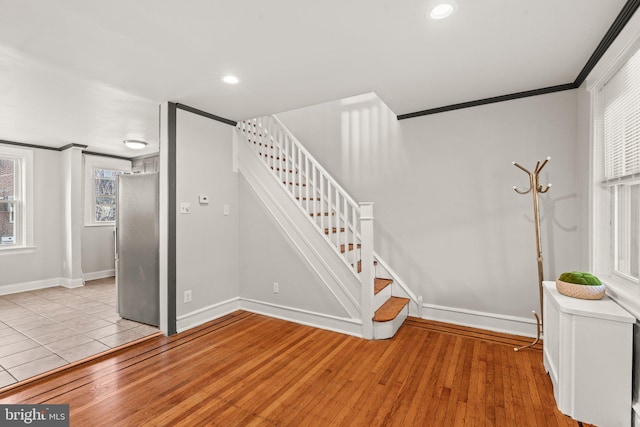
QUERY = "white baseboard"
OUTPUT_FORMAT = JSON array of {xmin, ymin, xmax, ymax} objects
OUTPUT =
[
  {"xmin": 83, "ymin": 269, "xmax": 115, "ymax": 281},
  {"xmin": 240, "ymin": 298, "xmax": 363, "ymax": 338},
  {"xmin": 421, "ymin": 303, "xmax": 539, "ymax": 338},
  {"xmin": 175, "ymin": 297, "xmax": 362, "ymax": 338},
  {"xmin": 0, "ymin": 276, "xmax": 86, "ymax": 295},
  {"xmin": 0, "ymin": 278, "xmax": 64, "ymax": 296},
  {"xmin": 174, "ymin": 298, "xmax": 536, "ymax": 340},
  {"xmin": 176, "ymin": 297, "xmax": 242, "ymax": 333},
  {"xmin": 60, "ymin": 277, "xmax": 85, "ymax": 289}
]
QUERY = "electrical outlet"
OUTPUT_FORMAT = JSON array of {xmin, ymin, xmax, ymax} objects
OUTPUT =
[
  {"xmin": 273, "ymin": 282, "xmax": 279, "ymax": 293},
  {"xmin": 184, "ymin": 290, "xmax": 192, "ymax": 303}
]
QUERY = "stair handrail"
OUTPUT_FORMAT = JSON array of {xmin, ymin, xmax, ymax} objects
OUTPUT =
[{"xmin": 237, "ymin": 115, "xmax": 376, "ymax": 338}]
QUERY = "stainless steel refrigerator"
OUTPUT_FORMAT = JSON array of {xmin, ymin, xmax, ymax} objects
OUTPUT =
[{"xmin": 115, "ymin": 172, "xmax": 159, "ymax": 326}]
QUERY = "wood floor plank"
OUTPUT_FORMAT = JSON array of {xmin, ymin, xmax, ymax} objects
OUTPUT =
[
  {"xmin": 422, "ymin": 334, "xmax": 455, "ymax": 423},
  {"xmin": 0, "ymin": 311, "xmax": 586, "ymax": 426},
  {"xmin": 442, "ymin": 338, "xmax": 466, "ymax": 426},
  {"xmin": 501, "ymin": 344, "xmax": 517, "ymax": 426},
  {"xmin": 0, "ymin": 311, "xmax": 252, "ymax": 403},
  {"xmin": 395, "ymin": 332, "xmax": 446, "ymax": 425}
]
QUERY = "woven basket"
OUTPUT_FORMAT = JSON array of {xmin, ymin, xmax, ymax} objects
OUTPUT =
[{"xmin": 556, "ymin": 279, "xmax": 605, "ymax": 300}]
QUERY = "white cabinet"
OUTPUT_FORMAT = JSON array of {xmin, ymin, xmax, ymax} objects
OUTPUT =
[
  {"xmin": 543, "ymin": 281, "xmax": 634, "ymax": 427},
  {"xmin": 132, "ymin": 156, "xmax": 159, "ymax": 173}
]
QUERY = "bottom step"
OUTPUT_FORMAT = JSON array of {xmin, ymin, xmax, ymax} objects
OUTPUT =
[
  {"xmin": 373, "ymin": 297, "xmax": 410, "ymax": 322},
  {"xmin": 372, "ymin": 297, "xmax": 410, "ymax": 340}
]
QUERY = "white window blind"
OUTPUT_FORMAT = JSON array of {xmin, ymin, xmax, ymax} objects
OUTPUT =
[{"xmin": 603, "ymin": 48, "xmax": 640, "ymax": 181}]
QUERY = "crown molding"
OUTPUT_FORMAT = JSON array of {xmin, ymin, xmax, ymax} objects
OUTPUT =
[{"xmin": 398, "ymin": 0, "xmax": 640, "ymax": 120}]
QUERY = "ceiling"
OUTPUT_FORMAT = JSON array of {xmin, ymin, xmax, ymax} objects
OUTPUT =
[{"xmin": 0, "ymin": 0, "xmax": 631, "ymax": 156}]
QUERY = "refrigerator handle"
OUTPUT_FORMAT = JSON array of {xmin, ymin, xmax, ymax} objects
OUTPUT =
[{"xmin": 114, "ymin": 227, "xmax": 118, "ymax": 260}]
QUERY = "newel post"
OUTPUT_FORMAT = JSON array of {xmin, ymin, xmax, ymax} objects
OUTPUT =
[{"xmin": 359, "ymin": 202, "xmax": 375, "ymax": 339}]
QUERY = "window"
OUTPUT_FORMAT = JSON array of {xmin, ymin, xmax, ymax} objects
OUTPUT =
[
  {"xmin": 0, "ymin": 158, "xmax": 17, "ymax": 245},
  {"xmin": 94, "ymin": 168, "xmax": 120, "ymax": 223},
  {"xmin": 84, "ymin": 155, "xmax": 131, "ymax": 226},
  {"xmin": 612, "ymin": 183, "xmax": 639, "ymax": 280},
  {"xmin": 596, "ymin": 45, "xmax": 640, "ymax": 283},
  {"xmin": 0, "ymin": 146, "xmax": 33, "ymax": 250}
]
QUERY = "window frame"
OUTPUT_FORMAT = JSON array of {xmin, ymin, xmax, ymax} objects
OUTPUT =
[
  {"xmin": 0, "ymin": 145, "xmax": 34, "ymax": 253},
  {"xmin": 611, "ymin": 181, "xmax": 640, "ymax": 282},
  {"xmin": 590, "ymin": 38, "xmax": 640, "ymax": 291},
  {"xmin": 84, "ymin": 155, "xmax": 131, "ymax": 227}
]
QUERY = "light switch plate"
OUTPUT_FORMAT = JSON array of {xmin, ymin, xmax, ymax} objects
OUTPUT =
[
  {"xmin": 180, "ymin": 202, "xmax": 191, "ymax": 214},
  {"xmin": 199, "ymin": 195, "xmax": 209, "ymax": 204}
]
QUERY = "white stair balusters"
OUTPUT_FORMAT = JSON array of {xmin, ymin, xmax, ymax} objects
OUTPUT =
[
  {"xmin": 238, "ymin": 116, "xmax": 364, "ymax": 279},
  {"xmin": 237, "ymin": 115, "xmax": 411, "ymax": 339}
]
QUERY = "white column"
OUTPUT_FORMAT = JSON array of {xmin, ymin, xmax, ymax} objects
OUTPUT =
[
  {"xmin": 61, "ymin": 146, "xmax": 84, "ymax": 288},
  {"xmin": 359, "ymin": 202, "xmax": 374, "ymax": 339}
]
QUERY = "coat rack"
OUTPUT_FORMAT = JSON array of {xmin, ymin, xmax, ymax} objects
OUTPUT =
[{"xmin": 512, "ymin": 157, "xmax": 551, "ymax": 352}]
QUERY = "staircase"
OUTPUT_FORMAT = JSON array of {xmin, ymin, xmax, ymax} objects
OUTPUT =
[{"xmin": 235, "ymin": 116, "xmax": 412, "ymax": 339}]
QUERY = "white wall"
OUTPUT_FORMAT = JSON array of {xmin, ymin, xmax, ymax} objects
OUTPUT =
[
  {"xmin": 238, "ymin": 176, "xmax": 351, "ymax": 318},
  {"xmin": 277, "ymin": 91, "xmax": 582, "ymax": 326},
  {"xmin": 81, "ymin": 226, "xmax": 115, "ymax": 278},
  {"xmin": 175, "ymin": 109, "xmax": 239, "ymax": 329},
  {"xmin": 0, "ymin": 146, "xmax": 63, "ymax": 291}
]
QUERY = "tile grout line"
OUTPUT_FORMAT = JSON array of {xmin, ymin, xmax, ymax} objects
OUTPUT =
[{"xmin": 0, "ymin": 278, "xmax": 158, "ymax": 384}]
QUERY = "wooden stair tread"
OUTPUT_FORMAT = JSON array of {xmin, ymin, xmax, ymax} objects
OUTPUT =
[
  {"xmin": 373, "ymin": 297, "xmax": 410, "ymax": 322},
  {"xmin": 324, "ymin": 227, "xmax": 345, "ymax": 234},
  {"xmin": 255, "ymin": 142, "xmax": 276, "ymax": 149},
  {"xmin": 310, "ymin": 212, "xmax": 335, "ymax": 217},
  {"xmin": 374, "ymin": 278, "xmax": 393, "ymax": 295},
  {"xmin": 350, "ymin": 260, "xmax": 377, "ymax": 273},
  {"xmin": 352, "ymin": 260, "xmax": 361, "ymax": 273},
  {"xmin": 283, "ymin": 181, "xmax": 307, "ymax": 186},
  {"xmin": 259, "ymin": 153, "xmax": 285, "ymax": 160},
  {"xmin": 271, "ymin": 166, "xmax": 295, "ymax": 173},
  {"xmin": 296, "ymin": 197, "xmax": 321, "ymax": 201},
  {"xmin": 340, "ymin": 243, "xmax": 361, "ymax": 253}
]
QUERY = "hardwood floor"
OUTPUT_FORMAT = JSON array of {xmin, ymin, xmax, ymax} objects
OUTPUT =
[{"xmin": 0, "ymin": 311, "xmax": 591, "ymax": 426}]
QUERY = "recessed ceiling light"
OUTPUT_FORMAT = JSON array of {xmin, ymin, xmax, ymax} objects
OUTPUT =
[
  {"xmin": 221, "ymin": 75, "xmax": 240, "ymax": 85},
  {"xmin": 429, "ymin": 3, "xmax": 455, "ymax": 20},
  {"xmin": 123, "ymin": 140, "xmax": 147, "ymax": 150}
]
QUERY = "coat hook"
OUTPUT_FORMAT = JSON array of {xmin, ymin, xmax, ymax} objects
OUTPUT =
[{"xmin": 512, "ymin": 157, "xmax": 551, "ymax": 352}]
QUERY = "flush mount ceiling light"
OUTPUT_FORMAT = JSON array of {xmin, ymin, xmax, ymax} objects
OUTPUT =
[
  {"xmin": 221, "ymin": 75, "xmax": 240, "ymax": 85},
  {"xmin": 429, "ymin": 3, "xmax": 455, "ymax": 19},
  {"xmin": 123, "ymin": 140, "xmax": 147, "ymax": 150}
]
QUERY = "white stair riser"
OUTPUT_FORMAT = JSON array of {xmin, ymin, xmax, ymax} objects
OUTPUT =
[
  {"xmin": 340, "ymin": 250, "xmax": 360, "ymax": 265},
  {"xmin": 325, "ymin": 230, "xmax": 356, "ymax": 245},
  {"xmin": 312, "ymin": 215, "xmax": 341, "ymax": 229},
  {"xmin": 373, "ymin": 285, "xmax": 392, "ymax": 312},
  {"xmin": 296, "ymin": 200, "xmax": 324, "ymax": 212},
  {"xmin": 373, "ymin": 304, "xmax": 408, "ymax": 340}
]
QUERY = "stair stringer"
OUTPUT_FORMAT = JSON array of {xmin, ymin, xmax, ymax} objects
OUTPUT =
[{"xmin": 237, "ymin": 135, "xmax": 363, "ymax": 329}]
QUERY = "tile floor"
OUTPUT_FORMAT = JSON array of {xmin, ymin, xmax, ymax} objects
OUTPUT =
[{"xmin": 0, "ymin": 277, "xmax": 159, "ymax": 388}]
